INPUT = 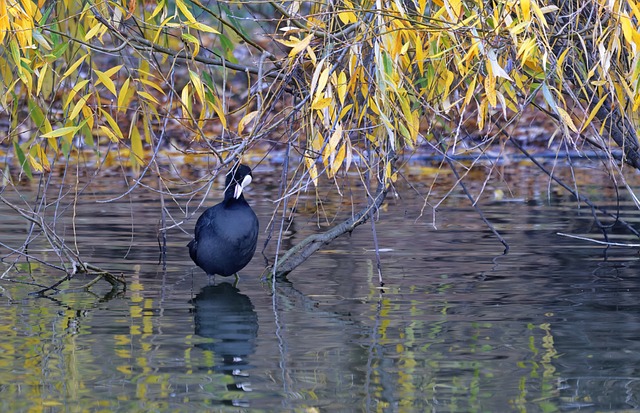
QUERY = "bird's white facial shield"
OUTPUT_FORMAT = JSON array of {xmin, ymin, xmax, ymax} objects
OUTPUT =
[{"xmin": 234, "ymin": 174, "xmax": 252, "ymax": 199}]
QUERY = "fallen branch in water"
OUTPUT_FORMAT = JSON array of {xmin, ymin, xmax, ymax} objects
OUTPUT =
[
  {"xmin": 557, "ymin": 232, "xmax": 640, "ymax": 247},
  {"xmin": 273, "ymin": 179, "xmax": 389, "ymax": 278}
]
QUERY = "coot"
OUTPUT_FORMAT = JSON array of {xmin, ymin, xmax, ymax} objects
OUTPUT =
[{"xmin": 188, "ymin": 164, "xmax": 259, "ymax": 276}]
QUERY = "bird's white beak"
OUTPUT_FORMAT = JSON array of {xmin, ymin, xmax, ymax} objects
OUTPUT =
[{"xmin": 234, "ymin": 174, "xmax": 252, "ymax": 199}]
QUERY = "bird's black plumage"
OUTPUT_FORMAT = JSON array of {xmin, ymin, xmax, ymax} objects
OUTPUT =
[{"xmin": 188, "ymin": 164, "xmax": 259, "ymax": 277}]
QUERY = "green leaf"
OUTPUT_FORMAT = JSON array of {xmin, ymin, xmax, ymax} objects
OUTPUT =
[{"xmin": 13, "ymin": 141, "xmax": 32, "ymax": 179}]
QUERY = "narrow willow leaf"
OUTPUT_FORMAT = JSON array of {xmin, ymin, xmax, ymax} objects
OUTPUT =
[
  {"xmin": 189, "ymin": 21, "xmax": 220, "ymax": 34},
  {"xmin": 68, "ymin": 94, "xmax": 90, "ymax": 121},
  {"xmin": 85, "ymin": 21, "xmax": 104, "ymax": 41},
  {"xmin": 210, "ymin": 98, "xmax": 227, "ymax": 128},
  {"xmin": 99, "ymin": 125, "xmax": 120, "ymax": 142},
  {"xmin": 138, "ymin": 77, "xmax": 166, "ymax": 95},
  {"xmin": 118, "ymin": 77, "xmax": 131, "ymax": 111},
  {"xmin": 41, "ymin": 125, "xmax": 80, "ymax": 138},
  {"xmin": 64, "ymin": 79, "xmax": 90, "ymax": 110},
  {"xmin": 176, "ymin": 0, "xmax": 197, "ymax": 23},
  {"xmin": 28, "ymin": 154, "xmax": 44, "ymax": 173},
  {"xmin": 304, "ymin": 153, "xmax": 318, "ymax": 186},
  {"xmin": 94, "ymin": 68, "xmax": 117, "ymax": 96},
  {"xmin": 521, "ymin": 0, "xmax": 531, "ymax": 21},
  {"xmin": 99, "ymin": 109, "xmax": 124, "ymax": 140},
  {"xmin": 288, "ymin": 34, "xmax": 313, "ymax": 57},
  {"xmin": 182, "ymin": 32, "xmax": 200, "ymax": 57},
  {"xmin": 13, "ymin": 141, "xmax": 33, "ymax": 179},
  {"xmin": 556, "ymin": 107, "xmax": 578, "ymax": 133},
  {"xmin": 149, "ymin": 0, "xmax": 165, "ymax": 19},
  {"xmin": 330, "ymin": 143, "xmax": 345, "ymax": 177},
  {"xmin": 328, "ymin": 123, "xmax": 342, "ymax": 152},
  {"xmin": 62, "ymin": 54, "xmax": 88, "ymax": 80},
  {"xmin": 129, "ymin": 112, "xmax": 144, "ymax": 166},
  {"xmin": 311, "ymin": 96, "xmax": 332, "ymax": 110},
  {"xmin": 181, "ymin": 84, "xmax": 191, "ymax": 117},
  {"xmin": 0, "ymin": 0, "xmax": 9, "ymax": 44},
  {"xmin": 316, "ymin": 67, "xmax": 330, "ymax": 96},
  {"xmin": 137, "ymin": 90, "xmax": 159, "ymax": 105},
  {"xmin": 581, "ymin": 95, "xmax": 607, "ymax": 132},
  {"xmin": 238, "ymin": 111, "xmax": 258, "ymax": 135},
  {"xmin": 484, "ymin": 72, "xmax": 497, "ymax": 107},
  {"xmin": 189, "ymin": 70, "xmax": 205, "ymax": 104},
  {"xmin": 34, "ymin": 143, "xmax": 50, "ymax": 172}
]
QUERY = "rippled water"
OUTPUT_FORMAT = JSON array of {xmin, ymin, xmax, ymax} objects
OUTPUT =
[{"xmin": 1, "ymin": 163, "xmax": 640, "ymax": 412}]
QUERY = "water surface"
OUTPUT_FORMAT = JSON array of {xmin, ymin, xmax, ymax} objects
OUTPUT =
[{"xmin": 0, "ymin": 163, "xmax": 639, "ymax": 412}]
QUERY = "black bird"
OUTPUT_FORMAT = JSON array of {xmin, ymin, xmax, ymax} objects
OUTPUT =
[{"xmin": 188, "ymin": 164, "xmax": 259, "ymax": 277}]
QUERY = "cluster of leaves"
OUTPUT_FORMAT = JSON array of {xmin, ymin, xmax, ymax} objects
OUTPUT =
[
  {"xmin": 275, "ymin": 0, "xmax": 640, "ymax": 191},
  {"xmin": 0, "ymin": 0, "xmax": 638, "ymax": 181}
]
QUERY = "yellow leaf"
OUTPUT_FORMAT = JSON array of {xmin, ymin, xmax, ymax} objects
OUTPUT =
[
  {"xmin": 581, "ymin": 95, "xmax": 608, "ymax": 132},
  {"xmin": 137, "ymin": 90, "xmax": 159, "ymax": 105},
  {"xmin": 330, "ymin": 142, "xmax": 345, "ymax": 177},
  {"xmin": 129, "ymin": 113, "xmax": 144, "ymax": 165},
  {"xmin": 149, "ymin": 0, "xmax": 165, "ymax": 19},
  {"xmin": 36, "ymin": 62, "xmax": 48, "ymax": 96},
  {"xmin": 137, "ymin": 77, "xmax": 165, "ymax": 95},
  {"xmin": 0, "ymin": 0, "xmax": 9, "ymax": 44},
  {"xmin": 69, "ymin": 94, "xmax": 89, "ymax": 121},
  {"xmin": 279, "ymin": 34, "xmax": 313, "ymax": 57},
  {"xmin": 182, "ymin": 32, "xmax": 200, "ymax": 57},
  {"xmin": 94, "ymin": 68, "xmax": 117, "ymax": 96},
  {"xmin": 336, "ymin": 71, "xmax": 347, "ymax": 105},
  {"xmin": 238, "ymin": 111, "xmax": 258, "ymax": 135},
  {"xmin": 99, "ymin": 125, "xmax": 120, "ymax": 142},
  {"xmin": 189, "ymin": 21, "xmax": 220, "ymax": 34},
  {"xmin": 64, "ymin": 79, "xmax": 90, "ymax": 110},
  {"xmin": 464, "ymin": 76, "xmax": 477, "ymax": 107},
  {"xmin": 338, "ymin": 11, "xmax": 357, "ymax": 24},
  {"xmin": 85, "ymin": 21, "xmax": 104, "ymax": 41},
  {"xmin": 620, "ymin": 13, "xmax": 637, "ymax": 50},
  {"xmin": 62, "ymin": 54, "xmax": 88, "ymax": 80},
  {"xmin": 484, "ymin": 73, "xmax": 496, "ymax": 107},
  {"xmin": 306, "ymin": 45, "xmax": 317, "ymax": 65},
  {"xmin": 100, "ymin": 109, "xmax": 124, "ymax": 140},
  {"xmin": 311, "ymin": 96, "xmax": 332, "ymax": 110},
  {"xmin": 81, "ymin": 105, "xmax": 94, "ymax": 130},
  {"xmin": 176, "ymin": 0, "xmax": 196, "ymax": 23},
  {"xmin": 556, "ymin": 106, "xmax": 578, "ymax": 133},
  {"xmin": 315, "ymin": 66, "xmax": 330, "ymax": 96},
  {"xmin": 189, "ymin": 70, "xmax": 205, "ymax": 104},
  {"xmin": 41, "ymin": 126, "xmax": 80, "ymax": 139},
  {"xmin": 104, "ymin": 65, "xmax": 123, "ymax": 78},
  {"xmin": 181, "ymin": 83, "xmax": 191, "ymax": 116},
  {"xmin": 304, "ymin": 152, "xmax": 318, "ymax": 186},
  {"xmin": 34, "ymin": 143, "xmax": 50, "ymax": 171},
  {"xmin": 328, "ymin": 123, "xmax": 342, "ymax": 152},
  {"xmin": 118, "ymin": 77, "xmax": 131, "ymax": 111},
  {"xmin": 339, "ymin": 103, "xmax": 353, "ymax": 120},
  {"xmin": 521, "ymin": 0, "xmax": 530, "ymax": 21},
  {"xmin": 210, "ymin": 98, "xmax": 227, "ymax": 129},
  {"xmin": 530, "ymin": 0, "xmax": 548, "ymax": 27},
  {"xmin": 414, "ymin": 34, "xmax": 424, "ymax": 75}
]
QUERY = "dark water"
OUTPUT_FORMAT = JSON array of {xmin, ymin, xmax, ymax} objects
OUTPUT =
[{"xmin": 1, "ymin": 164, "xmax": 640, "ymax": 412}]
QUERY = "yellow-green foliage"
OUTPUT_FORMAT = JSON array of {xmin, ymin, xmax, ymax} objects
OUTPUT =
[{"xmin": 0, "ymin": 0, "xmax": 638, "ymax": 181}]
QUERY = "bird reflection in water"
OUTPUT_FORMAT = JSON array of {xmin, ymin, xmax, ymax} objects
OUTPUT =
[{"xmin": 192, "ymin": 282, "xmax": 258, "ymax": 406}]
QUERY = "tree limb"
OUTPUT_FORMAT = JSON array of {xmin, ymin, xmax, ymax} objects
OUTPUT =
[{"xmin": 273, "ymin": 178, "xmax": 389, "ymax": 277}]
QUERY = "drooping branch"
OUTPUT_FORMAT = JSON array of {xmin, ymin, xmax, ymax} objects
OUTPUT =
[{"xmin": 273, "ymin": 178, "xmax": 389, "ymax": 278}]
